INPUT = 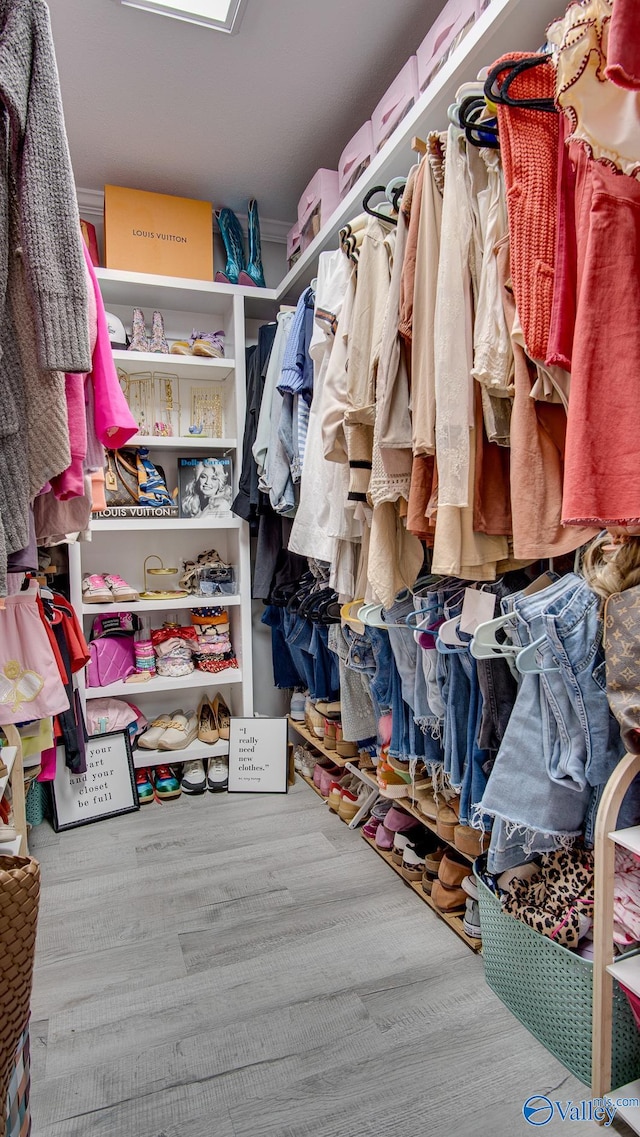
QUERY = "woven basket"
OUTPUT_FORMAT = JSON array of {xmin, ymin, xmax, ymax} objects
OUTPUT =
[
  {"xmin": 5, "ymin": 1027, "xmax": 30, "ymax": 1137},
  {"xmin": 24, "ymin": 782, "xmax": 49, "ymax": 828},
  {"xmin": 476, "ymin": 873, "xmax": 640, "ymax": 1086},
  {"xmin": 0, "ymin": 858, "xmax": 40, "ymax": 1118}
]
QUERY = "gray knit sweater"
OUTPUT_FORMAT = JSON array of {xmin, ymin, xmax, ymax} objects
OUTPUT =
[{"xmin": 0, "ymin": 0, "xmax": 90, "ymax": 593}]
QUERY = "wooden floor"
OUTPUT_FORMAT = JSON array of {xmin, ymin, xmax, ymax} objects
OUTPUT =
[{"xmin": 28, "ymin": 781, "xmax": 632, "ymax": 1137}]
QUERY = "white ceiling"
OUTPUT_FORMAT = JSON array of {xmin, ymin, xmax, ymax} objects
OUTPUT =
[{"xmin": 48, "ymin": 0, "xmax": 447, "ymax": 226}]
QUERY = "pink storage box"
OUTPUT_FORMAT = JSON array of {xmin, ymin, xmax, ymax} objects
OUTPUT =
[
  {"xmin": 297, "ymin": 168, "xmax": 339, "ymax": 250},
  {"xmin": 287, "ymin": 221, "xmax": 301, "ymax": 269},
  {"xmin": 372, "ymin": 57, "xmax": 419, "ymax": 153},
  {"xmin": 338, "ymin": 120, "xmax": 374, "ymax": 200},
  {"xmin": 417, "ymin": 0, "xmax": 482, "ymax": 94}
]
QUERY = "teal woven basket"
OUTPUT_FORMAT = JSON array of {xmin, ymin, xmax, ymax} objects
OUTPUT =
[
  {"xmin": 25, "ymin": 781, "xmax": 49, "ymax": 827},
  {"xmin": 476, "ymin": 873, "xmax": 640, "ymax": 1086}
]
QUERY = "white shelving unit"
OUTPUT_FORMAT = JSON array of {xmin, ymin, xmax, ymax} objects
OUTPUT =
[
  {"xmin": 130, "ymin": 435, "xmax": 237, "ymax": 451},
  {"xmin": 81, "ymin": 594, "xmax": 242, "ymax": 615},
  {"xmin": 84, "ymin": 668, "xmax": 243, "ymax": 700},
  {"xmin": 0, "ymin": 726, "xmax": 27, "ymax": 855},
  {"xmin": 132, "ymin": 738, "xmax": 229, "ymax": 772},
  {"xmin": 70, "ymin": 273, "xmax": 278, "ymax": 769},
  {"xmin": 90, "ymin": 517, "xmax": 243, "ymax": 532}
]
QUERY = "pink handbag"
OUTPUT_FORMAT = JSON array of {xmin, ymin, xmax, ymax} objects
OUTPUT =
[{"xmin": 87, "ymin": 637, "xmax": 136, "ymax": 688}]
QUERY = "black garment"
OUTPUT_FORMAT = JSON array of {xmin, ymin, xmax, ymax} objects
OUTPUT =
[
  {"xmin": 253, "ymin": 513, "xmax": 307, "ymax": 601},
  {"xmin": 52, "ymin": 619, "xmax": 88, "ymax": 774},
  {"xmin": 231, "ymin": 322, "xmax": 277, "ymax": 525}
]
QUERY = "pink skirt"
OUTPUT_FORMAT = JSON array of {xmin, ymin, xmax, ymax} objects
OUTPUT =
[
  {"xmin": 563, "ymin": 149, "xmax": 640, "ymax": 526},
  {"xmin": 0, "ymin": 583, "xmax": 69, "ymax": 726}
]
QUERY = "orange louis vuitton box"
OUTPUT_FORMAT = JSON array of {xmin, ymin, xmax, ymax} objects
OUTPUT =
[{"xmin": 104, "ymin": 185, "xmax": 213, "ymax": 280}]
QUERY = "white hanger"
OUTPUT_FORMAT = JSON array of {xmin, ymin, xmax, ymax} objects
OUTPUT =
[
  {"xmin": 438, "ymin": 615, "xmax": 468, "ymax": 648},
  {"xmin": 470, "ymin": 613, "xmax": 518, "ymax": 660},
  {"xmin": 516, "ymin": 635, "xmax": 561, "ymax": 675}
]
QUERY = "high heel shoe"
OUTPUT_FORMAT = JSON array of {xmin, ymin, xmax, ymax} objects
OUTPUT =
[
  {"xmin": 149, "ymin": 309, "xmax": 169, "ymax": 354},
  {"xmin": 215, "ymin": 207, "xmax": 246, "ymax": 284},
  {"xmin": 212, "ymin": 692, "xmax": 231, "ymax": 741},
  {"xmin": 245, "ymin": 198, "xmax": 266, "ymax": 288},
  {"xmin": 127, "ymin": 307, "xmax": 149, "ymax": 352}
]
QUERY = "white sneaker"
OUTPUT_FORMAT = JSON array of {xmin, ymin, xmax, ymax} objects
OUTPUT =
[
  {"xmin": 206, "ymin": 756, "xmax": 228, "ymax": 792},
  {"xmin": 290, "ymin": 692, "xmax": 306, "ymax": 721},
  {"xmin": 293, "ymin": 744, "xmax": 306, "ymax": 772},
  {"xmin": 299, "ymin": 750, "xmax": 318, "ymax": 779},
  {"xmin": 181, "ymin": 759, "xmax": 206, "ymax": 794},
  {"xmin": 463, "ymin": 898, "xmax": 482, "ymax": 939},
  {"xmin": 82, "ymin": 573, "xmax": 112, "ymax": 604},
  {"xmin": 103, "ymin": 572, "xmax": 139, "ymax": 602},
  {"xmin": 461, "ymin": 874, "xmax": 478, "ymax": 900}
]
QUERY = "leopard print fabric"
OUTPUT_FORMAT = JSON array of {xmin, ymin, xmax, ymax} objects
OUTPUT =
[{"xmin": 501, "ymin": 848, "xmax": 595, "ymax": 948}]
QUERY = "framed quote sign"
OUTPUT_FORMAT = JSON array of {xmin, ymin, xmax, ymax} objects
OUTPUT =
[
  {"xmin": 227, "ymin": 718, "xmax": 288, "ymax": 794},
  {"xmin": 51, "ymin": 730, "xmax": 139, "ymax": 832}
]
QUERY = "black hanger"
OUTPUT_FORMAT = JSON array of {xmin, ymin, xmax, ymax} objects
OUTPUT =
[
  {"xmin": 458, "ymin": 95, "xmax": 500, "ymax": 148},
  {"xmin": 390, "ymin": 184, "xmax": 405, "ymax": 213},
  {"xmin": 484, "ymin": 55, "xmax": 556, "ymax": 114},
  {"xmin": 362, "ymin": 186, "xmax": 398, "ymax": 226}
]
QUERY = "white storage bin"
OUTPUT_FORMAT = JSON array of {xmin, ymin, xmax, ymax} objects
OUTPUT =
[
  {"xmin": 371, "ymin": 57, "xmax": 419, "ymax": 153},
  {"xmin": 417, "ymin": 0, "xmax": 481, "ymax": 93},
  {"xmin": 338, "ymin": 120, "xmax": 374, "ymax": 200},
  {"xmin": 297, "ymin": 168, "xmax": 339, "ymax": 251}
]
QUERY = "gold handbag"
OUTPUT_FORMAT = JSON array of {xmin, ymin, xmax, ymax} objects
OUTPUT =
[{"xmin": 604, "ymin": 587, "xmax": 640, "ymax": 753}]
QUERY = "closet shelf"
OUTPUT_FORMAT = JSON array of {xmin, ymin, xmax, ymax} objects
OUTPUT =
[
  {"xmin": 112, "ymin": 349, "xmax": 235, "ymax": 380},
  {"xmin": 81, "ymin": 595, "xmax": 241, "ymax": 615},
  {"xmin": 0, "ymin": 747, "xmax": 17, "ymax": 800},
  {"xmin": 129, "ymin": 435, "xmax": 237, "ymax": 451},
  {"xmin": 85, "ymin": 668, "xmax": 242, "ymax": 699},
  {"xmin": 134, "ymin": 737, "xmax": 230, "ymax": 770},
  {"xmin": 607, "ymin": 1081, "xmax": 640, "ymax": 1132},
  {"xmin": 1, "ymin": 835, "xmax": 23, "ymax": 856},
  {"xmin": 276, "ymin": 0, "xmax": 564, "ymax": 301},
  {"xmin": 90, "ymin": 516, "xmax": 242, "ymax": 532},
  {"xmin": 609, "ymin": 825, "xmax": 640, "ymax": 857},
  {"xmin": 343, "ymin": 761, "xmax": 477, "ymax": 865},
  {"xmin": 608, "ymin": 955, "xmax": 640, "ymax": 1001},
  {"xmin": 95, "ymin": 267, "xmax": 278, "ymax": 320},
  {"xmin": 288, "ymin": 716, "xmax": 353, "ymax": 767}
]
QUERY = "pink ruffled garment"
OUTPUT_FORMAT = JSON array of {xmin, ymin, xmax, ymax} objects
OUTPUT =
[
  {"xmin": 606, "ymin": 0, "xmax": 640, "ymax": 90},
  {"xmin": 613, "ymin": 847, "xmax": 640, "ymax": 945}
]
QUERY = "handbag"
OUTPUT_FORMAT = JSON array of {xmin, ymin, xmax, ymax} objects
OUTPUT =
[
  {"xmin": 104, "ymin": 449, "xmax": 140, "ymax": 507},
  {"xmin": 87, "ymin": 637, "xmax": 136, "ymax": 688},
  {"xmin": 104, "ymin": 449, "xmax": 173, "ymax": 509},
  {"xmin": 604, "ymin": 588, "xmax": 640, "ymax": 753}
]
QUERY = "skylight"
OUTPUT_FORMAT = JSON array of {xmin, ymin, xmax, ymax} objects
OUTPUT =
[{"xmin": 120, "ymin": 0, "xmax": 245, "ymax": 33}]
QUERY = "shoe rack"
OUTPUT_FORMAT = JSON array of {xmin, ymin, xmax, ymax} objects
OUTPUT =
[
  {"xmin": 288, "ymin": 716, "xmax": 482, "ymax": 953},
  {"xmin": 69, "ymin": 268, "xmax": 278, "ymax": 770}
]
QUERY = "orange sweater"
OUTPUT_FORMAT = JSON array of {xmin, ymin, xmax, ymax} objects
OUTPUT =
[{"xmin": 493, "ymin": 53, "xmax": 559, "ymax": 363}]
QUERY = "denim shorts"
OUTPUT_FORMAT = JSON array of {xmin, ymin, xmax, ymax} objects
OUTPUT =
[{"xmin": 481, "ymin": 575, "xmax": 594, "ymax": 867}]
